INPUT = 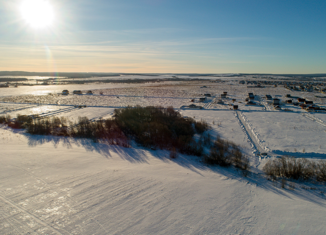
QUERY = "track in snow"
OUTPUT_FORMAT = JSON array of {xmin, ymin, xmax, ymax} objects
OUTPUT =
[
  {"xmin": 35, "ymin": 106, "xmax": 80, "ymax": 118},
  {"xmin": 203, "ymin": 97, "xmax": 216, "ymax": 109},
  {"xmin": 234, "ymin": 111, "xmax": 262, "ymax": 155},
  {"xmin": 0, "ymin": 104, "xmax": 38, "ymax": 115},
  {"xmin": 0, "ymin": 193, "xmax": 68, "ymax": 235},
  {"xmin": 302, "ymin": 113, "xmax": 326, "ymax": 128}
]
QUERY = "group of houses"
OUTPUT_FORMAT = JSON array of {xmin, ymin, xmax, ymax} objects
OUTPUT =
[
  {"xmin": 264, "ymin": 93, "xmax": 326, "ymax": 112},
  {"xmin": 239, "ymin": 79, "xmax": 326, "ymax": 94},
  {"xmin": 284, "ymin": 82, "xmax": 326, "ymax": 93}
]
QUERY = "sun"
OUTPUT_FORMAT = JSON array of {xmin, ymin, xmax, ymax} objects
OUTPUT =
[{"xmin": 20, "ymin": 0, "xmax": 54, "ymax": 29}]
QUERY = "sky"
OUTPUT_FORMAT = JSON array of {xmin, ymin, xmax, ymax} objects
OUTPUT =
[{"xmin": 0, "ymin": 0, "xmax": 325, "ymax": 74}]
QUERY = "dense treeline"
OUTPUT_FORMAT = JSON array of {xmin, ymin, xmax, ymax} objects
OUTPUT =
[
  {"xmin": 0, "ymin": 106, "xmax": 250, "ymax": 174},
  {"xmin": 114, "ymin": 106, "xmax": 209, "ymax": 155}
]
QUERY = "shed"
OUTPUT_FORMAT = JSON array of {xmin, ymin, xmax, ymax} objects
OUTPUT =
[
  {"xmin": 265, "ymin": 95, "xmax": 272, "ymax": 100},
  {"xmin": 286, "ymin": 99, "xmax": 292, "ymax": 104},
  {"xmin": 73, "ymin": 90, "xmax": 82, "ymax": 95},
  {"xmin": 273, "ymin": 98, "xmax": 280, "ymax": 105},
  {"xmin": 62, "ymin": 90, "xmax": 69, "ymax": 95},
  {"xmin": 304, "ymin": 100, "xmax": 313, "ymax": 105},
  {"xmin": 233, "ymin": 105, "xmax": 239, "ymax": 110}
]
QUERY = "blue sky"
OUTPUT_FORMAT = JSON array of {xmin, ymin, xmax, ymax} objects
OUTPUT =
[{"xmin": 0, "ymin": 0, "xmax": 325, "ymax": 73}]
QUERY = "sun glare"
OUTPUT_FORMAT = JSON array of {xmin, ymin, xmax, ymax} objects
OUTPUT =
[{"xmin": 20, "ymin": 0, "xmax": 54, "ymax": 29}]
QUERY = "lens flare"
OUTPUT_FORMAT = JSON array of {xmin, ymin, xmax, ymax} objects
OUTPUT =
[{"xmin": 20, "ymin": 0, "xmax": 54, "ymax": 29}]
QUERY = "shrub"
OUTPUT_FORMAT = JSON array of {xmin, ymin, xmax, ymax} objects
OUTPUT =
[
  {"xmin": 204, "ymin": 137, "xmax": 250, "ymax": 174},
  {"xmin": 316, "ymin": 161, "xmax": 326, "ymax": 182},
  {"xmin": 114, "ymin": 106, "xmax": 208, "ymax": 155},
  {"xmin": 231, "ymin": 147, "xmax": 250, "ymax": 171},
  {"xmin": 194, "ymin": 119, "xmax": 210, "ymax": 134},
  {"xmin": 170, "ymin": 148, "xmax": 177, "ymax": 159},
  {"xmin": 204, "ymin": 147, "xmax": 230, "ymax": 167},
  {"xmin": 0, "ymin": 115, "xmax": 11, "ymax": 124},
  {"xmin": 8, "ymin": 115, "xmax": 33, "ymax": 129},
  {"xmin": 263, "ymin": 156, "xmax": 326, "ymax": 182}
]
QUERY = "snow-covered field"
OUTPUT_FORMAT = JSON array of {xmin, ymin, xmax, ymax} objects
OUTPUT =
[{"xmin": 1, "ymin": 78, "xmax": 326, "ymax": 234}]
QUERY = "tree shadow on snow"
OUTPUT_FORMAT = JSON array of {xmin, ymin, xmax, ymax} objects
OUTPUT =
[
  {"xmin": 273, "ymin": 150, "xmax": 326, "ymax": 159},
  {"xmin": 22, "ymin": 132, "xmax": 326, "ymax": 206},
  {"xmin": 24, "ymin": 133, "xmax": 149, "ymax": 163}
]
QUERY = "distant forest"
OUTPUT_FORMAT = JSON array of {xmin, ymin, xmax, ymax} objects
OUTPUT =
[
  {"xmin": 1, "ymin": 71, "xmax": 326, "ymax": 79},
  {"xmin": 0, "ymin": 78, "xmax": 28, "ymax": 82}
]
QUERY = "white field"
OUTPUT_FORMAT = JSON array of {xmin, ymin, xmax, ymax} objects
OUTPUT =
[
  {"xmin": 242, "ymin": 111, "xmax": 326, "ymax": 156},
  {"xmin": 1, "ymin": 78, "xmax": 326, "ymax": 234}
]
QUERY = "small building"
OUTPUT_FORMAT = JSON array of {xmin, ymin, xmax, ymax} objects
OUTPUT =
[
  {"xmin": 306, "ymin": 106, "xmax": 315, "ymax": 112},
  {"xmin": 199, "ymin": 97, "xmax": 206, "ymax": 102},
  {"xmin": 73, "ymin": 90, "xmax": 82, "ymax": 95},
  {"xmin": 233, "ymin": 105, "xmax": 239, "ymax": 110},
  {"xmin": 297, "ymin": 98, "xmax": 305, "ymax": 103},
  {"xmin": 188, "ymin": 104, "xmax": 203, "ymax": 109},
  {"xmin": 246, "ymin": 101, "xmax": 255, "ymax": 105},
  {"xmin": 87, "ymin": 90, "xmax": 93, "ymax": 95},
  {"xmin": 62, "ymin": 90, "xmax": 69, "ymax": 95},
  {"xmin": 286, "ymin": 99, "xmax": 292, "ymax": 104},
  {"xmin": 221, "ymin": 94, "xmax": 227, "ymax": 98},
  {"xmin": 273, "ymin": 98, "xmax": 280, "ymax": 105},
  {"xmin": 223, "ymin": 92, "xmax": 227, "ymax": 95},
  {"xmin": 304, "ymin": 100, "xmax": 313, "ymax": 105},
  {"xmin": 204, "ymin": 94, "xmax": 211, "ymax": 97},
  {"xmin": 248, "ymin": 93, "xmax": 255, "ymax": 100},
  {"xmin": 265, "ymin": 95, "xmax": 272, "ymax": 100},
  {"xmin": 217, "ymin": 100, "xmax": 224, "ymax": 104},
  {"xmin": 286, "ymin": 94, "xmax": 291, "ymax": 98}
]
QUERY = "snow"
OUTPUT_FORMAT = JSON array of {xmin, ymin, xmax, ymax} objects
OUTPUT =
[
  {"xmin": 1, "ymin": 78, "xmax": 326, "ymax": 234},
  {"xmin": 242, "ymin": 111, "xmax": 326, "ymax": 156},
  {"xmin": 55, "ymin": 107, "xmax": 116, "ymax": 121},
  {"xmin": 0, "ymin": 128, "xmax": 325, "ymax": 234}
]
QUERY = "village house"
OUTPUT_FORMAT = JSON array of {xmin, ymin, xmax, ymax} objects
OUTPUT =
[
  {"xmin": 273, "ymin": 98, "xmax": 280, "ymax": 105},
  {"xmin": 265, "ymin": 95, "xmax": 272, "ymax": 100}
]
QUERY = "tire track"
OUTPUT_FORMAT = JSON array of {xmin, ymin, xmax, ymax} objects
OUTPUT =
[
  {"xmin": 0, "ymin": 193, "xmax": 67, "ymax": 235},
  {"xmin": 302, "ymin": 113, "xmax": 326, "ymax": 128},
  {"xmin": 235, "ymin": 111, "xmax": 261, "ymax": 156},
  {"xmin": 8, "ymin": 166, "xmax": 110, "ymax": 235},
  {"xmin": 0, "ymin": 105, "xmax": 38, "ymax": 115},
  {"xmin": 35, "ymin": 106, "xmax": 78, "ymax": 118}
]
